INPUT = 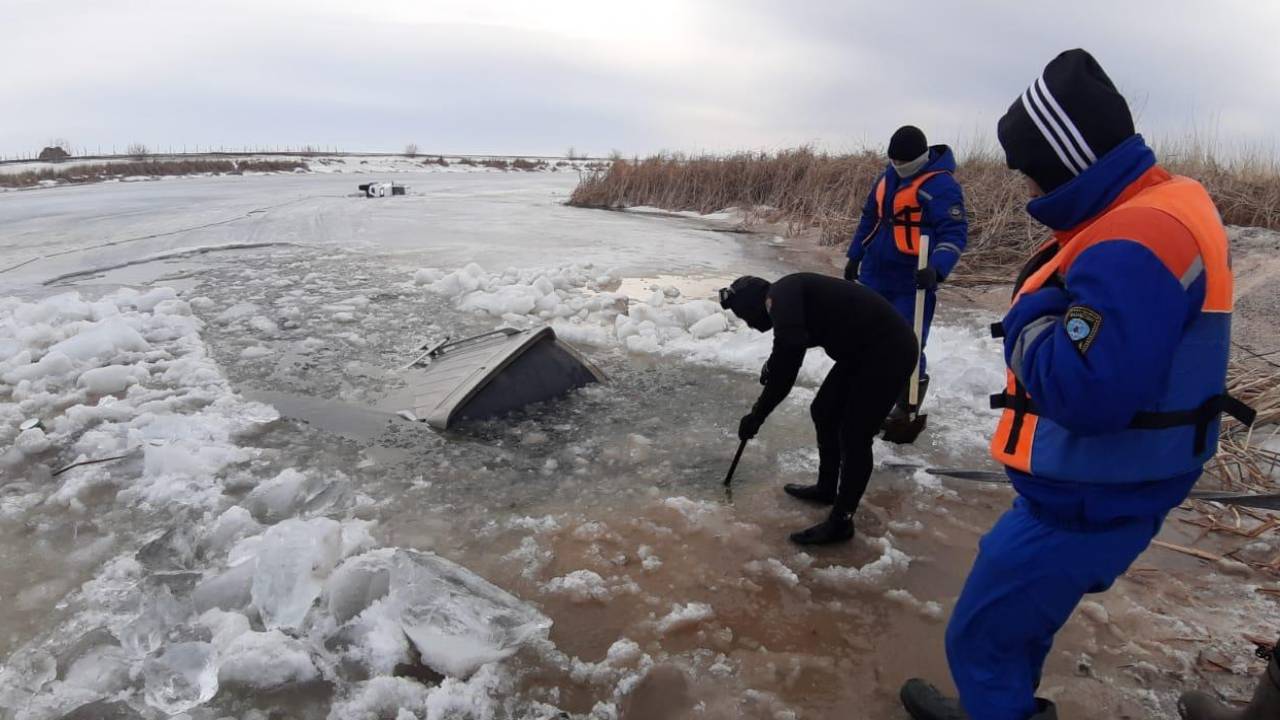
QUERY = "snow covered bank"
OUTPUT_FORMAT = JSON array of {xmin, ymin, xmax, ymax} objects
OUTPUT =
[
  {"xmin": 307, "ymin": 155, "xmax": 602, "ymax": 175},
  {"xmin": 0, "ymin": 154, "xmax": 603, "ymax": 191}
]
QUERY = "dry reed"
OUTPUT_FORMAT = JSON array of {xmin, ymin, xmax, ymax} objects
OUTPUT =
[
  {"xmin": 569, "ymin": 146, "xmax": 1280, "ymax": 282},
  {"xmin": 1207, "ymin": 360, "xmax": 1280, "ymax": 491}
]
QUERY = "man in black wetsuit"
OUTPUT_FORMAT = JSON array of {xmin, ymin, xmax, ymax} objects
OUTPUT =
[{"xmin": 720, "ymin": 273, "xmax": 918, "ymax": 545}]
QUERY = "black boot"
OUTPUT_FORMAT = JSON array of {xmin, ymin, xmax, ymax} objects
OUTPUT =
[
  {"xmin": 784, "ymin": 483, "xmax": 835, "ymax": 505},
  {"xmin": 788, "ymin": 510, "xmax": 854, "ymax": 545},
  {"xmin": 1180, "ymin": 640, "xmax": 1280, "ymax": 720},
  {"xmin": 900, "ymin": 679, "xmax": 968, "ymax": 720},
  {"xmin": 882, "ymin": 373, "xmax": 930, "ymax": 430},
  {"xmin": 786, "ymin": 435, "xmax": 840, "ymax": 505},
  {"xmin": 900, "ymin": 679, "xmax": 1057, "ymax": 720},
  {"xmin": 1031, "ymin": 700, "xmax": 1057, "ymax": 719}
]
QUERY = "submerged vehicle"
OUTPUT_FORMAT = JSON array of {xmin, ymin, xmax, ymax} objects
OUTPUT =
[{"xmin": 399, "ymin": 327, "xmax": 605, "ymax": 430}]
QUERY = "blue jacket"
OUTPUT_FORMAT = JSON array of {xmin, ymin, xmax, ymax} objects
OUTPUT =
[
  {"xmin": 847, "ymin": 145, "xmax": 968, "ymax": 294},
  {"xmin": 999, "ymin": 135, "xmax": 1224, "ymax": 526}
]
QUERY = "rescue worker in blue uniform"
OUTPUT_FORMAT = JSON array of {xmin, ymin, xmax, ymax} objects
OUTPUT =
[
  {"xmin": 845, "ymin": 126, "xmax": 968, "ymax": 421},
  {"xmin": 900, "ymin": 49, "xmax": 1253, "ymax": 720}
]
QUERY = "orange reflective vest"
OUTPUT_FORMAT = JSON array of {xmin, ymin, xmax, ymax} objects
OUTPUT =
[
  {"xmin": 871, "ymin": 170, "xmax": 947, "ymax": 256},
  {"xmin": 990, "ymin": 169, "xmax": 1252, "ymax": 483}
]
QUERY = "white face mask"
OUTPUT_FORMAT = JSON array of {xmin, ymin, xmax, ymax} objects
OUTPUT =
[{"xmin": 892, "ymin": 150, "xmax": 930, "ymax": 178}]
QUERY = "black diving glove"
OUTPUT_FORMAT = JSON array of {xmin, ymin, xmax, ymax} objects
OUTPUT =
[
  {"xmin": 738, "ymin": 412, "xmax": 764, "ymax": 441},
  {"xmin": 759, "ymin": 360, "xmax": 771, "ymax": 386},
  {"xmin": 843, "ymin": 259, "xmax": 860, "ymax": 282},
  {"xmin": 916, "ymin": 266, "xmax": 939, "ymax": 291}
]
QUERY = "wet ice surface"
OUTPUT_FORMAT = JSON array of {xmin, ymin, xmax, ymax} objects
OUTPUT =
[{"xmin": 0, "ymin": 173, "xmax": 1276, "ymax": 719}]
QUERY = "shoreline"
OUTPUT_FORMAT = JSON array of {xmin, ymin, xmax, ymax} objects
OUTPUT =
[{"xmin": 732, "ymin": 211, "xmax": 1280, "ymax": 351}]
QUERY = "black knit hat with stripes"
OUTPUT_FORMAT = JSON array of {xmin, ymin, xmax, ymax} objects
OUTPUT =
[{"xmin": 998, "ymin": 49, "xmax": 1134, "ymax": 192}]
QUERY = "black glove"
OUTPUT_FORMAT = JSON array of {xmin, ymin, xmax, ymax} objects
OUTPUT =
[
  {"xmin": 738, "ymin": 412, "xmax": 764, "ymax": 441},
  {"xmin": 843, "ymin": 259, "xmax": 860, "ymax": 282},
  {"xmin": 759, "ymin": 360, "xmax": 771, "ymax": 386},
  {"xmin": 916, "ymin": 266, "xmax": 939, "ymax": 291}
]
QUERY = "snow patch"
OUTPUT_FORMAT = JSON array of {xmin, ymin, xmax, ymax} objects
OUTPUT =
[
  {"xmin": 812, "ymin": 537, "xmax": 912, "ymax": 588},
  {"xmin": 656, "ymin": 603, "xmax": 715, "ymax": 635}
]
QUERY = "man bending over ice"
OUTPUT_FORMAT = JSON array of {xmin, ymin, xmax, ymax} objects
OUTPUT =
[{"xmin": 720, "ymin": 273, "xmax": 917, "ymax": 545}]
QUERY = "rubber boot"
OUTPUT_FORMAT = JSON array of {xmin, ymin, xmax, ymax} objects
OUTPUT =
[
  {"xmin": 1179, "ymin": 641, "xmax": 1280, "ymax": 720},
  {"xmin": 900, "ymin": 679, "xmax": 968, "ymax": 720},
  {"xmin": 1030, "ymin": 700, "xmax": 1057, "ymax": 719},
  {"xmin": 883, "ymin": 373, "xmax": 930, "ymax": 429},
  {"xmin": 901, "ymin": 679, "xmax": 1057, "ymax": 720},
  {"xmin": 788, "ymin": 510, "xmax": 854, "ymax": 546},
  {"xmin": 783, "ymin": 483, "xmax": 835, "ymax": 505},
  {"xmin": 785, "ymin": 438, "xmax": 839, "ymax": 505}
]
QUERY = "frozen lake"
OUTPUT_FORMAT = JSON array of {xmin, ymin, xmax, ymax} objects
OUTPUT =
[
  {"xmin": 0, "ymin": 172, "xmax": 1269, "ymax": 719},
  {"xmin": 0, "ymin": 172, "xmax": 777, "ymax": 291}
]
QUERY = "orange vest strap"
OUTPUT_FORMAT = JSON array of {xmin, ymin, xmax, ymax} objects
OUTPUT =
[{"xmin": 873, "ymin": 171, "xmax": 948, "ymax": 219}]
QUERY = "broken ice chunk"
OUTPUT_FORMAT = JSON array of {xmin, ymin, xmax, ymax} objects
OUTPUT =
[
  {"xmin": 202, "ymin": 506, "xmax": 263, "ymax": 558},
  {"xmin": 63, "ymin": 645, "xmax": 132, "ymax": 696},
  {"xmin": 544, "ymin": 570, "xmax": 612, "ymax": 603},
  {"xmin": 78, "ymin": 364, "xmax": 146, "ymax": 396},
  {"xmin": 0, "ymin": 648, "xmax": 56, "ymax": 708},
  {"xmin": 60, "ymin": 699, "xmax": 142, "ymax": 720},
  {"xmin": 326, "ymin": 549, "xmax": 393, "ymax": 624},
  {"xmin": 142, "ymin": 641, "xmax": 218, "ymax": 714},
  {"xmin": 240, "ymin": 469, "xmax": 329, "ymax": 523},
  {"xmin": 217, "ymin": 629, "xmax": 318, "ymax": 690},
  {"xmin": 193, "ymin": 560, "xmax": 256, "ymax": 613},
  {"xmin": 116, "ymin": 588, "xmax": 189, "ymax": 658},
  {"xmin": 136, "ymin": 525, "xmax": 199, "ymax": 572},
  {"xmin": 250, "ymin": 518, "xmax": 343, "ymax": 630},
  {"xmin": 391, "ymin": 550, "xmax": 550, "ymax": 678},
  {"xmin": 48, "ymin": 317, "xmax": 149, "ymax": 363},
  {"xmin": 688, "ymin": 313, "xmax": 728, "ymax": 339}
]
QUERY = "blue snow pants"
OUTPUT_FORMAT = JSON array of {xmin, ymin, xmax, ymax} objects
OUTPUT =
[
  {"xmin": 944, "ymin": 497, "xmax": 1164, "ymax": 720},
  {"xmin": 878, "ymin": 288, "xmax": 935, "ymax": 376}
]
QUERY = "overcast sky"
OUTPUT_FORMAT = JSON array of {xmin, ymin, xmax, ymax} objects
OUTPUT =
[{"xmin": 5, "ymin": 0, "xmax": 1278, "ymax": 159}]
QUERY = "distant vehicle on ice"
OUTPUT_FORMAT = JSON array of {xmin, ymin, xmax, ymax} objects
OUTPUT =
[{"xmin": 357, "ymin": 182, "xmax": 406, "ymax": 198}]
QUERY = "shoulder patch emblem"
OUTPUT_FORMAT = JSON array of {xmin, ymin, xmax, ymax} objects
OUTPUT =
[
  {"xmin": 1064, "ymin": 306, "xmax": 1102, "ymax": 354},
  {"xmin": 948, "ymin": 204, "xmax": 963, "ymax": 220}
]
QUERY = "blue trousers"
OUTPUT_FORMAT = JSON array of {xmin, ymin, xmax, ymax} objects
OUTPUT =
[
  {"xmin": 878, "ymin": 288, "xmax": 935, "ymax": 375},
  {"xmin": 944, "ymin": 498, "xmax": 1164, "ymax": 720}
]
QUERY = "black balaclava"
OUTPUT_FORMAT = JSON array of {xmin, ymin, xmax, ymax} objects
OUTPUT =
[
  {"xmin": 720, "ymin": 276, "xmax": 772, "ymax": 332},
  {"xmin": 997, "ymin": 48, "xmax": 1135, "ymax": 193}
]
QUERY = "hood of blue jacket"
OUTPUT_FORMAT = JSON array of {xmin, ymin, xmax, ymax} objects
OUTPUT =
[{"xmin": 1025, "ymin": 134, "xmax": 1156, "ymax": 232}]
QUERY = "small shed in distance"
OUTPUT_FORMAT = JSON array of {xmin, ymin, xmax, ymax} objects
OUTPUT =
[{"xmin": 38, "ymin": 146, "xmax": 71, "ymax": 162}]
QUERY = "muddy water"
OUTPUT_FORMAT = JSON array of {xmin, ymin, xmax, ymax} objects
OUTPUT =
[
  {"xmin": 161, "ymin": 245, "xmax": 990, "ymax": 717},
  {"xmin": 18, "ymin": 244, "xmax": 1278, "ymax": 719}
]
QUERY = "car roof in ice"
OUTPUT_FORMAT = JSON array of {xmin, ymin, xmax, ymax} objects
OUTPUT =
[{"xmin": 403, "ymin": 326, "xmax": 605, "ymax": 429}]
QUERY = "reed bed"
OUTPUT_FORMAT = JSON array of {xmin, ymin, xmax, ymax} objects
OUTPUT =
[{"xmin": 569, "ymin": 147, "xmax": 1280, "ymax": 282}]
